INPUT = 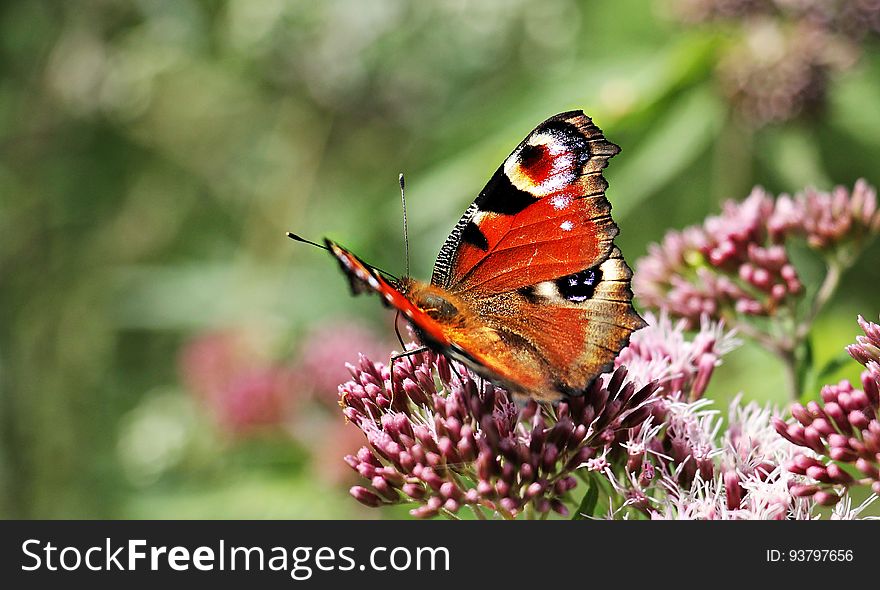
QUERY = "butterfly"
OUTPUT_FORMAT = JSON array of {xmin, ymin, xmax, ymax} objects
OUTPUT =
[{"xmin": 300, "ymin": 111, "xmax": 645, "ymax": 403}]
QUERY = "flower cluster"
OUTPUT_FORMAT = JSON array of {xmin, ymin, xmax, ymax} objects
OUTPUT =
[
  {"xmin": 776, "ymin": 315, "xmax": 880, "ymax": 502},
  {"xmin": 615, "ymin": 312, "xmax": 741, "ymax": 401},
  {"xmin": 610, "ymin": 384, "xmax": 877, "ymax": 519},
  {"xmin": 608, "ymin": 393, "xmax": 813, "ymax": 519},
  {"xmin": 636, "ymin": 188, "xmax": 800, "ymax": 325},
  {"xmin": 793, "ymin": 180, "xmax": 880, "ymax": 258},
  {"xmin": 340, "ymin": 349, "xmax": 658, "ymax": 518},
  {"xmin": 339, "ymin": 315, "xmax": 743, "ymax": 519},
  {"xmin": 670, "ymin": 0, "xmax": 880, "ymax": 126},
  {"xmin": 635, "ymin": 180, "xmax": 878, "ymax": 402},
  {"xmin": 335, "ymin": 308, "xmax": 878, "ymax": 518},
  {"xmin": 635, "ymin": 180, "xmax": 878, "ymax": 329}
]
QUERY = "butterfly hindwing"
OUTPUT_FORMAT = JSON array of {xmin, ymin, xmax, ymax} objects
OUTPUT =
[{"xmin": 475, "ymin": 248, "xmax": 645, "ymax": 400}]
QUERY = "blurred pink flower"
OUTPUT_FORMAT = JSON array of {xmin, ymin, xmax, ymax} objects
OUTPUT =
[
  {"xmin": 671, "ymin": 0, "xmax": 879, "ymax": 126},
  {"xmin": 312, "ymin": 418, "xmax": 369, "ymax": 486},
  {"xmin": 674, "ymin": 0, "xmax": 880, "ymax": 39},
  {"xmin": 293, "ymin": 319, "xmax": 393, "ymax": 406},
  {"xmin": 179, "ymin": 330, "xmax": 294, "ymax": 436},
  {"xmin": 716, "ymin": 20, "xmax": 856, "ymax": 127}
]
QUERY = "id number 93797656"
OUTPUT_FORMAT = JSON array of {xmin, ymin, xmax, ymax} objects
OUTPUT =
[{"xmin": 766, "ymin": 549, "xmax": 854, "ymax": 562}]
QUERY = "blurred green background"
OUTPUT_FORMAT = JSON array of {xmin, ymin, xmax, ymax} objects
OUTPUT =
[{"xmin": 1, "ymin": 0, "xmax": 878, "ymax": 518}]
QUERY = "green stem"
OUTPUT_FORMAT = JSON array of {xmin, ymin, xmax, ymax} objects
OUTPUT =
[
  {"xmin": 796, "ymin": 262, "xmax": 842, "ymax": 342},
  {"xmin": 777, "ymin": 346, "xmax": 801, "ymax": 401},
  {"xmin": 440, "ymin": 509, "xmax": 461, "ymax": 521},
  {"xmin": 470, "ymin": 504, "xmax": 488, "ymax": 520},
  {"xmin": 726, "ymin": 259, "xmax": 843, "ymax": 400}
]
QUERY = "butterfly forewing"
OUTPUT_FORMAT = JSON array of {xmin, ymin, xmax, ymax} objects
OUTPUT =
[{"xmin": 431, "ymin": 111, "xmax": 621, "ymax": 295}]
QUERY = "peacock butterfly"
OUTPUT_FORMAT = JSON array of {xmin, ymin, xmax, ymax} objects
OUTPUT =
[{"xmin": 294, "ymin": 111, "xmax": 646, "ymax": 403}]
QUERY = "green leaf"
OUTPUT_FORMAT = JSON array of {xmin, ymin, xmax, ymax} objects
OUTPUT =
[
  {"xmin": 607, "ymin": 84, "xmax": 724, "ymax": 220},
  {"xmin": 831, "ymin": 67, "xmax": 880, "ymax": 148},
  {"xmin": 572, "ymin": 473, "xmax": 600, "ymax": 520},
  {"xmin": 763, "ymin": 125, "xmax": 831, "ymax": 190}
]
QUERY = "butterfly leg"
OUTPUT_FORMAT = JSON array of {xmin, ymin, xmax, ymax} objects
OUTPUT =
[
  {"xmin": 389, "ymin": 345, "xmax": 431, "ymax": 402},
  {"xmin": 390, "ymin": 347, "xmax": 430, "ymax": 362},
  {"xmin": 393, "ymin": 311, "xmax": 408, "ymax": 351},
  {"xmin": 447, "ymin": 360, "xmax": 468, "ymax": 389}
]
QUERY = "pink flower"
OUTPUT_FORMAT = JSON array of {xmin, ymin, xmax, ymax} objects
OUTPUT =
[
  {"xmin": 776, "ymin": 314, "xmax": 880, "ymax": 502},
  {"xmin": 634, "ymin": 185, "xmax": 816, "ymax": 326},
  {"xmin": 340, "ymin": 347, "xmax": 659, "ymax": 519},
  {"xmin": 615, "ymin": 311, "xmax": 740, "ymax": 401},
  {"xmin": 292, "ymin": 319, "xmax": 393, "ymax": 407},
  {"xmin": 179, "ymin": 330, "xmax": 294, "ymax": 435},
  {"xmin": 634, "ymin": 180, "xmax": 879, "ymax": 400}
]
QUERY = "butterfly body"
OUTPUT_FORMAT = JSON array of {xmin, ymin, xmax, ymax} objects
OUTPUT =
[{"xmin": 322, "ymin": 111, "xmax": 645, "ymax": 402}]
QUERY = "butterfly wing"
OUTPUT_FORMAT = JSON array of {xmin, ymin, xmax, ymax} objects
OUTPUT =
[
  {"xmin": 428, "ymin": 111, "xmax": 645, "ymax": 400},
  {"xmin": 324, "ymin": 239, "xmax": 452, "ymax": 349},
  {"xmin": 432, "ymin": 111, "xmax": 620, "ymax": 294}
]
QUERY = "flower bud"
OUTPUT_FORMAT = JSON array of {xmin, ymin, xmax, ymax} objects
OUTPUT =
[
  {"xmin": 789, "ymin": 484, "xmax": 819, "ymax": 498},
  {"xmin": 855, "ymin": 458, "xmax": 880, "ymax": 479},
  {"xmin": 813, "ymin": 491, "xmax": 841, "ymax": 506},
  {"xmin": 724, "ymin": 470, "xmax": 743, "ymax": 510},
  {"xmin": 499, "ymin": 497, "xmax": 520, "ymax": 514},
  {"xmin": 350, "ymin": 486, "xmax": 383, "ymax": 507},
  {"xmin": 550, "ymin": 499, "xmax": 569, "ymax": 516},
  {"xmin": 403, "ymin": 483, "xmax": 426, "ymax": 500}
]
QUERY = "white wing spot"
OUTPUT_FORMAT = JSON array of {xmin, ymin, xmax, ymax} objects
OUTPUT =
[
  {"xmin": 560, "ymin": 220, "xmax": 574, "ymax": 231},
  {"xmin": 550, "ymin": 195, "xmax": 570, "ymax": 210}
]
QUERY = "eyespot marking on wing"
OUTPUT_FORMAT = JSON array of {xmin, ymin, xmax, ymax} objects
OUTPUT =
[{"xmin": 504, "ymin": 121, "xmax": 590, "ymax": 197}]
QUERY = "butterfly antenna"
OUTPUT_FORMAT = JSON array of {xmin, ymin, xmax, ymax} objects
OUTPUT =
[
  {"xmin": 286, "ymin": 232, "xmax": 399, "ymax": 281},
  {"xmin": 286, "ymin": 232, "xmax": 329, "ymax": 251},
  {"xmin": 399, "ymin": 173, "xmax": 410, "ymax": 278}
]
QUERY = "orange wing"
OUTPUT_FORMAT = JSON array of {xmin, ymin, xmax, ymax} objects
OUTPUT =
[
  {"xmin": 436, "ymin": 248, "xmax": 646, "ymax": 402},
  {"xmin": 325, "ymin": 239, "xmax": 451, "ymax": 349}
]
